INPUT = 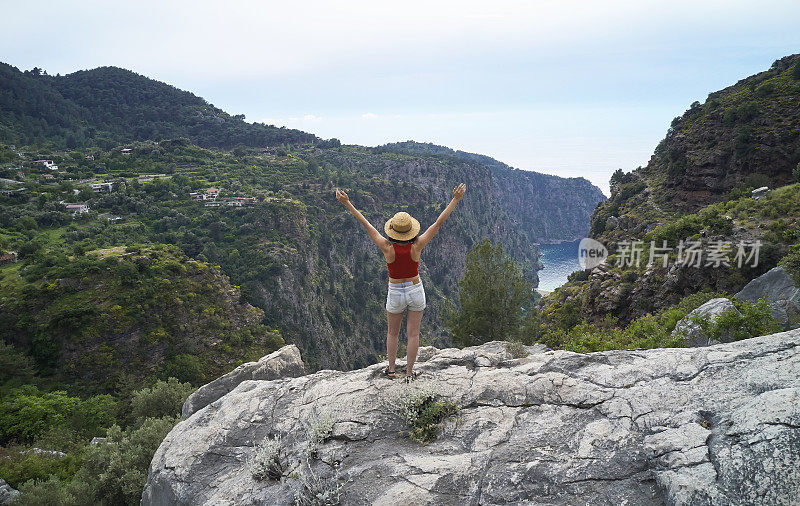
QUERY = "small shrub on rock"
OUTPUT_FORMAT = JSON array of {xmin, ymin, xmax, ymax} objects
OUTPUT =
[
  {"xmin": 504, "ymin": 341, "xmax": 528, "ymax": 359},
  {"xmin": 292, "ymin": 462, "xmax": 348, "ymax": 506},
  {"xmin": 249, "ymin": 434, "xmax": 285, "ymax": 481},
  {"xmin": 304, "ymin": 411, "xmax": 335, "ymax": 458},
  {"xmin": 393, "ymin": 387, "xmax": 459, "ymax": 445}
]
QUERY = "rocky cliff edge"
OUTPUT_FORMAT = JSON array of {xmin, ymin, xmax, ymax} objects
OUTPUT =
[{"xmin": 143, "ymin": 332, "xmax": 800, "ymax": 505}]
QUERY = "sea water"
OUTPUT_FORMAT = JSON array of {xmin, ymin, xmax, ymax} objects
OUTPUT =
[{"xmin": 537, "ymin": 239, "xmax": 582, "ymax": 292}]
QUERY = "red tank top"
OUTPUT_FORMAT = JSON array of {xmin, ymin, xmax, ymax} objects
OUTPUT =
[{"xmin": 387, "ymin": 242, "xmax": 419, "ymax": 278}]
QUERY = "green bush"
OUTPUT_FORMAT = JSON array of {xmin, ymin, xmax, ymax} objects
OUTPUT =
[
  {"xmin": 162, "ymin": 354, "xmax": 206, "ymax": 385},
  {"xmin": 16, "ymin": 416, "xmax": 178, "ymax": 506},
  {"xmin": 128, "ymin": 377, "xmax": 194, "ymax": 423},
  {"xmin": 0, "ymin": 448, "xmax": 81, "ymax": 489},
  {"xmin": 504, "ymin": 341, "xmax": 528, "ymax": 359},
  {"xmin": 292, "ymin": 461, "xmax": 348, "ymax": 506},
  {"xmin": 538, "ymin": 291, "xmax": 726, "ymax": 353},
  {"xmin": 695, "ymin": 299, "xmax": 781, "ymax": 341},
  {"xmin": 0, "ymin": 388, "xmax": 116, "ymax": 445},
  {"xmin": 779, "ymin": 249, "xmax": 800, "ymax": 286},
  {"xmin": 14, "ymin": 475, "xmax": 92, "ymax": 506},
  {"xmin": 567, "ymin": 270, "xmax": 589, "ymax": 283}
]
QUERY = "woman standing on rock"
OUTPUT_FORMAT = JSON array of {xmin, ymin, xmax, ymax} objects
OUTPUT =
[{"xmin": 336, "ymin": 183, "xmax": 467, "ymax": 381}]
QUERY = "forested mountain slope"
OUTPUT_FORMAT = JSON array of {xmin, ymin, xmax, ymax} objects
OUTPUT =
[
  {"xmin": 0, "ymin": 63, "xmax": 320, "ymax": 149},
  {"xmin": 537, "ymin": 54, "xmax": 800, "ymax": 331}
]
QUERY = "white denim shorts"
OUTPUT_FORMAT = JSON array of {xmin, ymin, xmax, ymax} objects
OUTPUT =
[{"xmin": 386, "ymin": 281, "xmax": 426, "ymax": 314}]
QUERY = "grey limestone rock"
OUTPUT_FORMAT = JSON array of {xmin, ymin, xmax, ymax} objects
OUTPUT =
[
  {"xmin": 144, "ymin": 334, "xmax": 800, "ymax": 505},
  {"xmin": 735, "ymin": 266, "xmax": 800, "ymax": 304},
  {"xmin": 0, "ymin": 479, "xmax": 19, "ymax": 506},
  {"xmin": 672, "ymin": 298, "xmax": 740, "ymax": 347},
  {"xmin": 181, "ymin": 344, "xmax": 305, "ymax": 418}
]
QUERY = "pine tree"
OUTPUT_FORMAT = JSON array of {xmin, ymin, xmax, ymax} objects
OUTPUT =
[{"xmin": 446, "ymin": 239, "xmax": 533, "ymax": 347}]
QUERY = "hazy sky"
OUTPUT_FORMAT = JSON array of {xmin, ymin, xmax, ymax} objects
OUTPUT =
[{"xmin": 3, "ymin": 0, "xmax": 800, "ymax": 193}]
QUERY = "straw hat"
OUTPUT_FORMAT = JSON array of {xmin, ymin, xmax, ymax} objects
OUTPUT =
[{"xmin": 384, "ymin": 211, "xmax": 420, "ymax": 241}]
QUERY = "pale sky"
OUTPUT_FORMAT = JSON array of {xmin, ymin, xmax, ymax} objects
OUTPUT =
[{"xmin": 3, "ymin": 0, "xmax": 800, "ymax": 193}]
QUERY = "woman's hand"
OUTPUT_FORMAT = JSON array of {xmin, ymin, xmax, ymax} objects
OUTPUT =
[
  {"xmin": 453, "ymin": 183, "xmax": 466, "ymax": 201},
  {"xmin": 335, "ymin": 188, "xmax": 350, "ymax": 205}
]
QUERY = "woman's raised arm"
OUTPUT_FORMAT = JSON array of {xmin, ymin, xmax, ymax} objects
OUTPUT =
[
  {"xmin": 336, "ymin": 189, "xmax": 391, "ymax": 251},
  {"xmin": 415, "ymin": 183, "xmax": 466, "ymax": 249}
]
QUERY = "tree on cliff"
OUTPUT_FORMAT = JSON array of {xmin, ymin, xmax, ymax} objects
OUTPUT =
[{"xmin": 446, "ymin": 239, "xmax": 532, "ymax": 347}]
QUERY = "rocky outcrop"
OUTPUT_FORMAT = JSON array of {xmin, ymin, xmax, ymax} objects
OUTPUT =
[
  {"xmin": 143, "ymin": 334, "xmax": 800, "ymax": 505},
  {"xmin": 735, "ymin": 266, "xmax": 800, "ymax": 331},
  {"xmin": 181, "ymin": 344, "xmax": 305, "ymax": 418},
  {"xmin": 735, "ymin": 265, "xmax": 800, "ymax": 304},
  {"xmin": 672, "ymin": 298, "xmax": 740, "ymax": 347},
  {"xmin": 0, "ymin": 479, "xmax": 19, "ymax": 506}
]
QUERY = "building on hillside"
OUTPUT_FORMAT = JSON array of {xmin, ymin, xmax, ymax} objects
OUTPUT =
[
  {"xmin": 137, "ymin": 174, "xmax": 168, "ymax": 182},
  {"xmin": 64, "ymin": 203, "xmax": 90, "ymax": 215},
  {"xmin": 98, "ymin": 213, "xmax": 121, "ymax": 223},
  {"xmin": 229, "ymin": 196, "xmax": 257, "ymax": 206},
  {"xmin": 91, "ymin": 182, "xmax": 114, "ymax": 192},
  {"xmin": 85, "ymin": 155, "xmax": 94, "ymax": 160},
  {"xmin": 202, "ymin": 187, "xmax": 220, "ymax": 200},
  {"xmin": 41, "ymin": 173, "xmax": 55, "ymax": 181},
  {"xmin": 121, "ymin": 148, "xmax": 132, "ymax": 155}
]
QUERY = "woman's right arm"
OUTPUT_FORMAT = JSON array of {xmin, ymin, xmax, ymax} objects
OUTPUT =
[
  {"xmin": 415, "ymin": 183, "xmax": 466, "ymax": 249},
  {"xmin": 336, "ymin": 188, "xmax": 391, "ymax": 252}
]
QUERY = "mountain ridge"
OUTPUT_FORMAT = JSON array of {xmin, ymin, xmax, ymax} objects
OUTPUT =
[{"xmin": 0, "ymin": 63, "xmax": 322, "ymax": 149}]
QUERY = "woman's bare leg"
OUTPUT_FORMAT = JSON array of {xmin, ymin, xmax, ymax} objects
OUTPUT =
[
  {"xmin": 405, "ymin": 310, "xmax": 423, "ymax": 376},
  {"xmin": 386, "ymin": 311, "xmax": 403, "ymax": 373}
]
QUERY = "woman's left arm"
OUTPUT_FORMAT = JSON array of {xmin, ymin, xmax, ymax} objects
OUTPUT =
[{"xmin": 336, "ymin": 189, "xmax": 390, "ymax": 250}]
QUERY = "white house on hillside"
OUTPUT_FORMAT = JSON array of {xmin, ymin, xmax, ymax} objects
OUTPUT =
[
  {"xmin": 64, "ymin": 203, "xmax": 90, "ymax": 215},
  {"xmin": 91, "ymin": 182, "xmax": 114, "ymax": 192}
]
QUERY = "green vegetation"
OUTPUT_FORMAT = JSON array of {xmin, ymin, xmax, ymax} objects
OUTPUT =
[
  {"xmin": 292, "ymin": 463, "xmax": 348, "ymax": 506},
  {"xmin": 394, "ymin": 387, "xmax": 459, "ymax": 445},
  {"xmin": 0, "ymin": 388, "xmax": 115, "ymax": 445},
  {"xmin": 694, "ymin": 299, "xmax": 781, "ymax": 342},
  {"xmin": 645, "ymin": 184, "xmax": 800, "ymax": 246},
  {"xmin": 5, "ymin": 378, "xmax": 192, "ymax": 505},
  {"xmin": 445, "ymin": 239, "xmax": 533, "ymax": 347},
  {"xmin": 780, "ymin": 248, "xmax": 800, "ymax": 285},
  {"xmin": 304, "ymin": 411, "xmax": 335, "ymax": 458},
  {"xmin": 1, "ymin": 243, "xmax": 283, "ymax": 390},
  {"xmin": 504, "ymin": 341, "xmax": 528, "ymax": 359},
  {"xmin": 531, "ymin": 291, "xmax": 780, "ymax": 352}
]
